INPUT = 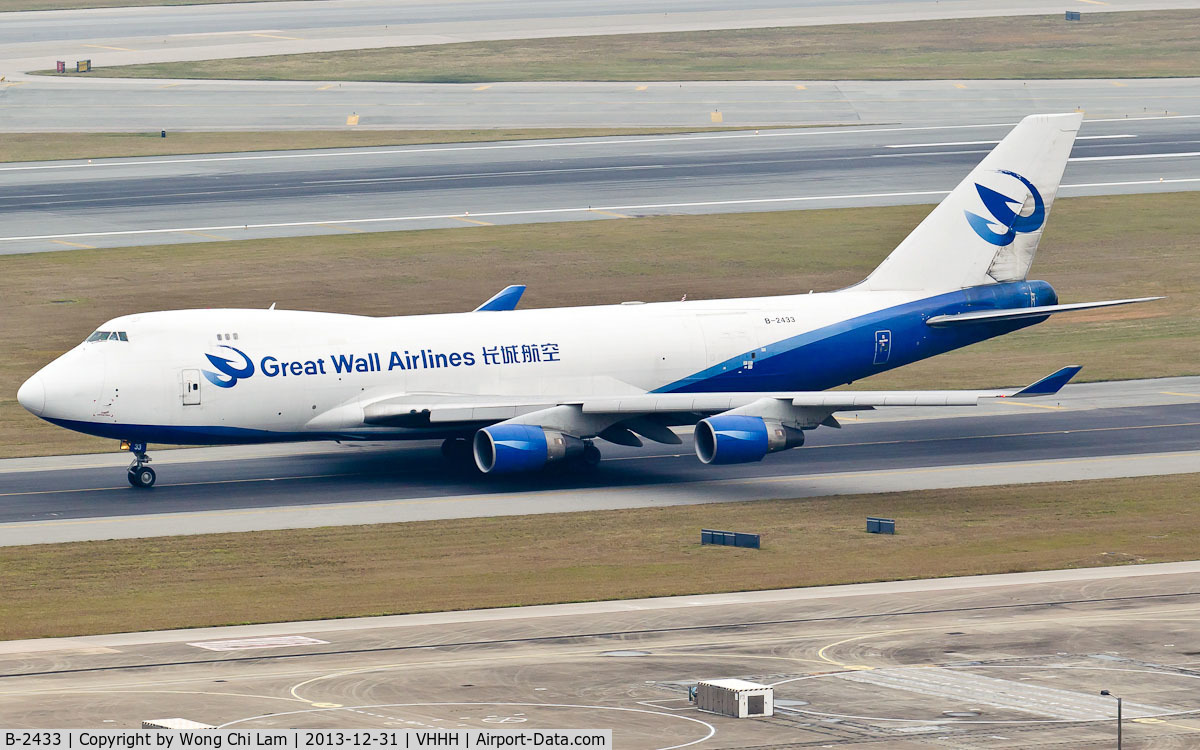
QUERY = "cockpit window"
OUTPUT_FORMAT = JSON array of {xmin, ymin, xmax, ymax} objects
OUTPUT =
[{"xmin": 86, "ymin": 330, "xmax": 130, "ymax": 343}]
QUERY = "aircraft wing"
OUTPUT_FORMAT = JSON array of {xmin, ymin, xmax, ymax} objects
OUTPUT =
[
  {"xmin": 579, "ymin": 365, "xmax": 1079, "ymax": 414},
  {"xmin": 355, "ymin": 366, "xmax": 1080, "ymax": 429},
  {"xmin": 472, "ymin": 285, "xmax": 526, "ymax": 312}
]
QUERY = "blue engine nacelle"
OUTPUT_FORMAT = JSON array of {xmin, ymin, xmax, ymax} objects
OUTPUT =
[
  {"xmin": 473, "ymin": 423, "xmax": 584, "ymax": 474},
  {"xmin": 694, "ymin": 415, "xmax": 804, "ymax": 465}
]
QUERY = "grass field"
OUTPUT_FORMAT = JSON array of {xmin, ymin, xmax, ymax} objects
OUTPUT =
[
  {"xmin": 69, "ymin": 11, "xmax": 1200, "ymax": 83},
  {"xmin": 0, "ymin": 127, "xmax": 775, "ymax": 164},
  {"xmin": 1, "ymin": 472, "xmax": 1196, "ymax": 640},
  {"xmin": 1, "ymin": 192, "xmax": 1192, "ymax": 459}
]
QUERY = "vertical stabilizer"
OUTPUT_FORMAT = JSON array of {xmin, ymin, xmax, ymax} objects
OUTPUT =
[{"xmin": 864, "ymin": 113, "xmax": 1082, "ymax": 292}]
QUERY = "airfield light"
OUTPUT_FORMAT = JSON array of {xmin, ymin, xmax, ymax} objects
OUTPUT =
[{"xmin": 1100, "ymin": 690, "xmax": 1123, "ymax": 749}]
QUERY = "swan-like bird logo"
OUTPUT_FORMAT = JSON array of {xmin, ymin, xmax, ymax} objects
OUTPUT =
[
  {"xmin": 202, "ymin": 345, "xmax": 255, "ymax": 388},
  {"xmin": 964, "ymin": 169, "xmax": 1045, "ymax": 247}
]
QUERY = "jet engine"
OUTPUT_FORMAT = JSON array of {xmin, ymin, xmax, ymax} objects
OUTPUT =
[
  {"xmin": 694, "ymin": 415, "xmax": 804, "ymax": 465},
  {"xmin": 473, "ymin": 423, "xmax": 584, "ymax": 474}
]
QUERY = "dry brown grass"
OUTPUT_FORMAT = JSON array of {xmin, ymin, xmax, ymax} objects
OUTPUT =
[
  {"xmin": 1, "ymin": 192, "xmax": 1193, "ymax": 458},
  {"xmin": 0, "ymin": 128, "xmax": 770, "ymax": 164},
  {"xmin": 1, "ymin": 473, "xmax": 1196, "ymax": 640},
  {"xmin": 72, "ymin": 11, "xmax": 1200, "ymax": 83}
]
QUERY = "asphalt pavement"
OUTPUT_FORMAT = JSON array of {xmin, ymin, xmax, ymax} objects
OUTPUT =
[{"xmin": 2, "ymin": 114, "xmax": 1197, "ymax": 253}]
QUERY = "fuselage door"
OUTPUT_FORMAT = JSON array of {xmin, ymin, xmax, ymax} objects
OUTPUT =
[
  {"xmin": 873, "ymin": 330, "xmax": 892, "ymax": 365},
  {"xmin": 182, "ymin": 369, "xmax": 201, "ymax": 405},
  {"xmin": 700, "ymin": 311, "xmax": 756, "ymax": 367}
]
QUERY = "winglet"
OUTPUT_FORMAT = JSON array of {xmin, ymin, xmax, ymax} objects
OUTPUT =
[
  {"xmin": 1008, "ymin": 365, "xmax": 1082, "ymax": 398},
  {"xmin": 473, "ymin": 284, "xmax": 526, "ymax": 312}
]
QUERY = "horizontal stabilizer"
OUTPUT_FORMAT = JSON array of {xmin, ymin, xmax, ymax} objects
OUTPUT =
[
  {"xmin": 926, "ymin": 296, "xmax": 1163, "ymax": 327},
  {"xmin": 1007, "ymin": 365, "xmax": 1081, "ymax": 398},
  {"xmin": 473, "ymin": 284, "xmax": 526, "ymax": 312}
]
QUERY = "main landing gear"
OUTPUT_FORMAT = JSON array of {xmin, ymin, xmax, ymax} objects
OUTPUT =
[
  {"xmin": 581, "ymin": 440, "xmax": 602, "ymax": 469},
  {"xmin": 551, "ymin": 439, "xmax": 601, "ymax": 474},
  {"xmin": 122, "ymin": 441, "xmax": 156, "ymax": 488},
  {"xmin": 441, "ymin": 437, "xmax": 473, "ymax": 464}
]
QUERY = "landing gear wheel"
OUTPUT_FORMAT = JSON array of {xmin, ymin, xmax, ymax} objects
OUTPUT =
[
  {"xmin": 128, "ymin": 466, "xmax": 156, "ymax": 488},
  {"xmin": 581, "ymin": 442, "xmax": 602, "ymax": 469},
  {"xmin": 441, "ymin": 437, "xmax": 472, "ymax": 463},
  {"xmin": 125, "ymin": 441, "xmax": 155, "ymax": 489}
]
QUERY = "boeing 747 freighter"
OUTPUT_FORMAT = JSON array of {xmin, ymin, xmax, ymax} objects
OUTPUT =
[{"xmin": 17, "ymin": 113, "xmax": 1159, "ymax": 487}]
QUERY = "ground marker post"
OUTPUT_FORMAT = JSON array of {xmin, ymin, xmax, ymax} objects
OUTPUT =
[
  {"xmin": 866, "ymin": 517, "xmax": 896, "ymax": 535},
  {"xmin": 701, "ymin": 529, "xmax": 760, "ymax": 549}
]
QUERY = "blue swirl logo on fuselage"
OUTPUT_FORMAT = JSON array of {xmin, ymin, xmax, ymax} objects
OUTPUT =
[
  {"xmin": 202, "ymin": 345, "xmax": 255, "ymax": 388},
  {"xmin": 964, "ymin": 169, "xmax": 1045, "ymax": 246}
]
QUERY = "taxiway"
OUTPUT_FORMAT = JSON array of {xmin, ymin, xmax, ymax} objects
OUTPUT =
[
  {"xmin": 2, "ymin": 562, "xmax": 1199, "ymax": 747},
  {"xmin": 2, "ymin": 115, "xmax": 1198, "ymax": 253}
]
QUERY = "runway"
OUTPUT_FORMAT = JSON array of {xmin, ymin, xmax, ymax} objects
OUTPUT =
[
  {"xmin": 2, "ymin": 562, "xmax": 1199, "ymax": 747},
  {"xmin": 1, "ymin": 377, "xmax": 1197, "ymax": 545},
  {"xmin": 5, "ymin": 76, "xmax": 1200, "ymax": 134},
  {"xmin": 2, "ymin": 114, "xmax": 1198, "ymax": 254}
]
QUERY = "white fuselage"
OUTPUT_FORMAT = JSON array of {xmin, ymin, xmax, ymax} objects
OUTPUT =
[{"xmin": 23, "ymin": 288, "xmax": 930, "ymax": 443}]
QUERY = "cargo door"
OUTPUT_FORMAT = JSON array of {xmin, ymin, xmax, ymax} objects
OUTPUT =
[
  {"xmin": 182, "ymin": 369, "xmax": 201, "ymax": 405},
  {"xmin": 653, "ymin": 313, "xmax": 707, "ymax": 384},
  {"xmin": 700, "ymin": 312, "xmax": 756, "ymax": 368}
]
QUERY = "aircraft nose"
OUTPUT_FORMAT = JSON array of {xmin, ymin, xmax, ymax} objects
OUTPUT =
[{"xmin": 17, "ymin": 373, "xmax": 45, "ymax": 416}]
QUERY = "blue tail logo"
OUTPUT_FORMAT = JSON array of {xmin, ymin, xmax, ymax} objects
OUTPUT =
[
  {"xmin": 964, "ymin": 170, "xmax": 1045, "ymax": 246},
  {"xmin": 202, "ymin": 345, "xmax": 255, "ymax": 388}
]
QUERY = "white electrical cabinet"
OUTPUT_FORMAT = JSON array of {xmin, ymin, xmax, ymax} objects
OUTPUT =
[{"xmin": 695, "ymin": 679, "xmax": 773, "ymax": 718}]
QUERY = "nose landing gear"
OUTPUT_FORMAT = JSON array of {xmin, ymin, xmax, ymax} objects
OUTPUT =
[{"xmin": 122, "ymin": 441, "xmax": 156, "ymax": 488}]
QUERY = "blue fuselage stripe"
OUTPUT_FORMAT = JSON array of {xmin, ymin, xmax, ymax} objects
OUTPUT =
[
  {"xmin": 654, "ymin": 280, "xmax": 1057, "ymax": 393},
  {"xmin": 42, "ymin": 419, "xmax": 467, "ymax": 445}
]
